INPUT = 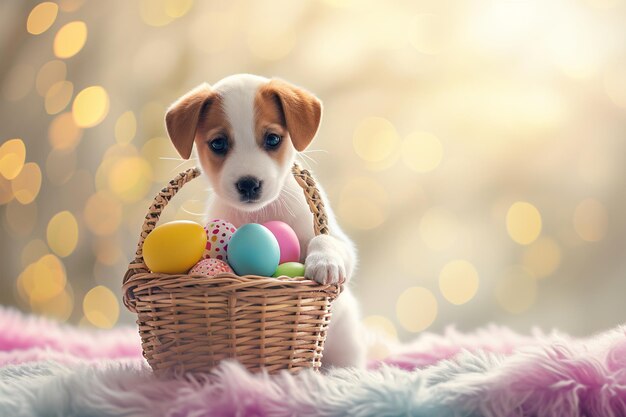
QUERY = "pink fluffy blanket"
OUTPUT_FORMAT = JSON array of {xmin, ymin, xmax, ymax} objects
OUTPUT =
[{"xmin": 1, "ymin": 307, "xmax": 625, "ymax": 417}]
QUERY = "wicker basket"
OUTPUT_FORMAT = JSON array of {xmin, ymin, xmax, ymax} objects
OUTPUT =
[{"xmin": 122, "ymin": 164, "xmax": 340, "ymax": 376}]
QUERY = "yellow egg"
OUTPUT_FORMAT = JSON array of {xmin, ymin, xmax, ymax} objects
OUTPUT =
[{"xmin": 142, "ymin": 220, "xmax": 207, "ymax": 274}]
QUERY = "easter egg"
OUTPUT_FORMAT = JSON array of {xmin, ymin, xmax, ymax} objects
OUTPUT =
[
  {"xmin": 262, "ymin": 221, "xmax": 300, "ymax": 263},
  {"xmin": 272, "ymin": 262, "xmax": 305, "ymax": 278},
  {"xmin": 143, "ymin": 220, "xmax": 206, "ymax": 274},
  {"xmin": 227, "ymin": 223, "xmax": 280, "ymax": 276},
  {"xmin": 203, "ymin": 219, "xmax": 237, "ymax": 261},
  {"xmin": 189, "ymin": 258, "xmax": 233, "ymax": 276}
]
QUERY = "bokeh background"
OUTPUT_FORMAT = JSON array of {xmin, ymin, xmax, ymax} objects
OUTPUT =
[{"xmin": 1, "ymin": 0, "xmax": 625, "ymax": 343}]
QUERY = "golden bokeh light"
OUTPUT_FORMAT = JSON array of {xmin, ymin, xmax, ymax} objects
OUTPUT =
[
  {"xmin": 11, "ymin": 162, "xmax": 42, "ymax": 204},
  {"xmin": 114, "ymin": 111, "xmax": 137, "ymax": 144},
  {"xmin": 338, "ymin": 176, "xmax": 387, "ymax": 230},
  {"xmin": 401, "ymin": 132, "xmax": 443, "ymax": 173},
  {"xmin": 495, "ymin": 266, "xmax": 537, "ymax": 314},
  {"xmin": 165, "ymin": 0, "xmax": 194, "ymax": 18},
  {"xmin": 439, "ymin": 260, "xmax": 479, "ymax": 305},
  {"xmin": 396, "ymin": 286, "xmax": 438, "ymax": 332},
  {"xmin": 54, "ymin": 21, "xmax": 88, "ymax": 58},
  {"xmin": 107, "ymin": 157, "xmax": 153, "ymax": 203},
  {"xmin": 506, "ymin": 201, "xmax": 542, "ymax": 245},
  {"xmin": 573, "ymin": 198, "xmax": 608, "ymax": 242},
  {"xmin": 46, "ymin": 149, "xmax": 76, "ymax": 185},
  {"xmin": 17, "ymin": 254, "xmax": 67, "ymax": 303},
  {"xmin": 48, "ymin": 112, "xmax": 83, "ymax": 150},
  {"xmin": 21, "ymin": 239, "xmax": 49, "ymax": 267},
  {"xmin": 72, "ymin": 86, "xmax": 110, "ymax": 128},
  {"xmin": 139, "ymin": 0, "xmax": 192, "ymax": 26},
  {"xmin": 84, "ymin": 191, "xmax": 122, "ymax": 236},
  {"xmin": 352, "ymin": 117, "xmax": 399, "ymax": 163},
  {"xmin": 44, "ymin": 80, "xmax": 74, "ymax": 115},
  {"xmin": 141, "ymin": 137, "xmax": 178, "ymax": 182},
  {"xmin": 5, "ymin": 200, "xmax": 37, "ymax": 237},
  {"xmin": 36, "ymin": 60, "xmax": 67, "ymax": 96},
  {"xmin": 0, "ymin": 138, "xmax": 26, "ymax": 180},
  {"xmin": 419, "ymin": 207, "xmax": 458, "ymax": 250},
  {"xmin": 30, "ymin": 287, "xmax": 73, "ymax": 322},
  {"xmin": 26, "ymin": 2, "xmax": 59, "ymax": 35},
  {"xmin": 83, "ymin": 285, "xmax": 119, "ymax": 329},
  {"xmin": 0, "ymin": 176, "xmax": 12, "ymax": 205},
  {"xmin": 362, "ymin": 315, "xmax": 398, "ymax": 340},
  {"xmin": 46, "ymin": 211, "xmax": 79, "ymax": 257},
  {"xmin": 58, "ymin": 0, "xmax": 84, "ymax": 12},
  {"xmin": 407, "ymin": 13, "xmax": 443, "ymax": 55},
  {"xmin": 522, "ymin": 237, "xmax": 561, "ymax": 279}
]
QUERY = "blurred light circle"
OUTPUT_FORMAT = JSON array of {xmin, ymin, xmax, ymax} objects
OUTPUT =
[
  {"xmin": 573, "ymin": 199, "xmax": 608, "ymax": 242},
  {"xmin": 18, "ymin": 254, "xmax": 67, "ymax": 303},
  {"xmin": 419, "ymin": 207, "xmax": 458, "ymax": 250},
  {"xmin": 44, "ymin": 80, "xmax": 73, "ymax": 115},
  {"xmin": 114, "ymin": 111, "xmax": 137, "ymax": 144},
  {"xmin": 30, "ymin": 287, "xmax": 73, "ymax": 322},
  {"xmin": 506, "ymin": 201, "xmax": 542, "ymax": 245},
  {"xmin": 21, "ymin": 239, "xmax": 49, "ymax": 267},
  {"xmin": 2, "ymin": 64, "xmax": 35, "ymax": 101},
  {"xmin": 141, "ymin": 137, "xmax": 178, "ymax": 182},
  {"xmin": 401, "ymin": 132, "xmax": 443, "ymax": 173},
  {"xmin": 495, "ymin": 266, "xmax": 536, "ymax": 314},
  {"xmin": 58, "ymin": 0, "xmax": 84, "ymax": 12},
  {"xmin": 11, "ymin": 162, "xmax": 42, "ymax": 204},
  {"xmin": 338, "ymin": 176, "xmax": 387, "ymax": 230},
  {"xmin": 165, "ymin": 0, "xmax": 193, "ymax": 18},
  {"xmin": 83, "ymin": 285, "xmax": 119, "ymax": 329},
  {"xmin": 84, "ymin": 191, "xmax": 122, "ymax": 236},
  {"xmin": 353, "ymin": 117, "xmax": 399, "ymax": 163},
  {"xmin": 0, "ymin": 176, "xmax": 13, "ymax": 205},
  {"xmin": 439, "ymin": 259, "xmax": 479, "ymax": 305},
  {"xmin": 407, "ymin": 13, "xmax": 443, "ymax": 55},
  {"xmin": 362, "ymin": 315, "xmax": 398, "ymax": 340},
  {"xmin": 107, "ymin": 157, "xmax": 152, "ymax": 202},
  {"xmin": 54, "ymin": 21, "xmax": 87, "ymax": 58},
  {"xmin": 72, "ymin": 86, "xmax": 110, "ymax": 128},
  {"xmin": 27, "ymin": 2, "xmax": 59, "ymax": 35},
  {"xmin": 36, "ymin": 60, "xmax": 67, "ymax": 96},
  {"xmin": 396, "ymin": 286, "xmax": 438, "ymax": 332},
  {"xmin": 0, "ymin": 138, "xmax": 26, "ymax": 180},
  {"xmin": 49, "ymin": 112, "xmax": 83, "ymax": 150},
  {"xmin": 47, "ymin": 211, "xmax": 79, "ymax": 257},
  {"xmin": 139, "ymin": 0, "xmax": 174, "ymax": 26},
  {"xmin": 522, "ymin": 237, "xmax": 561, "ymax": 278},
  {"xmin": 5, "ymin": 200, "xmax": 37, "ymax": 237},
  {"xmin": 46, "ymin": 148, "xmax": 76, "ymax": 185}
]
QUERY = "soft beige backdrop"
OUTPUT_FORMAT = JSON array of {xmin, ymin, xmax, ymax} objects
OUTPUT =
[{"xmin": 1, "ymin": 0, "xmax": 625, "ymax": 342}]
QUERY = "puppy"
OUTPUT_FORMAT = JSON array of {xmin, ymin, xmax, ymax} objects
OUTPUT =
[{"xmin": 164, "ymin": 74, "xmax": 365, "ymax": 369}]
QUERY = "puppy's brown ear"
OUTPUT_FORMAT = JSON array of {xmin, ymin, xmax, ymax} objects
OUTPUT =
[
  {"xmin": 261, "ymin": 79, "xmax": 322, "ymax": 151},
  {"xmin": 165, "ymin": 83, "xmax": 215, "ymax": 159}
]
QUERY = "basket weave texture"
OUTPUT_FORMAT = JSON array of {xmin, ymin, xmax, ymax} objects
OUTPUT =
[{"xmin": 122, "ymin": 164, "xmax": 340, "ymax": 376}]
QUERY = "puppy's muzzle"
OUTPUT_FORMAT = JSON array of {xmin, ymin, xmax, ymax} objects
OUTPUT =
[{"xmin": 236, "ymin": 176, "xmax": 263, "ymax": 202}]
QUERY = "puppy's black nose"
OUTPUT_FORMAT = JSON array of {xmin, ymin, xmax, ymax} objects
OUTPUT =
[{"xmin": 236, "ymin": 176, "xmax": 262, "ymax": 201}]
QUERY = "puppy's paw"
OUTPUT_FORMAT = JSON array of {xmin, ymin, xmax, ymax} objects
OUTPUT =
[{"xmin": 305, "ymin": 251, "xmax": 346, "ymax": 285}]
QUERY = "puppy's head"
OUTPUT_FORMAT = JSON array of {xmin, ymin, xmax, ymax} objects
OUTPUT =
[{"xmin": 165, "ymin": 74, "xmax": 321, "ymax": 211}]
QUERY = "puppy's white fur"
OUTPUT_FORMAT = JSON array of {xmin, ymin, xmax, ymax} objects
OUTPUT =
[{"xmin": 166, "ymin": 74, "xmax": 366, "ymax": 369}]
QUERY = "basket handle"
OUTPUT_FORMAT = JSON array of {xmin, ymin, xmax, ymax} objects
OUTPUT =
[{"xmin": 123, "ymin": 163, "xmax": 329, "ymax": 311}]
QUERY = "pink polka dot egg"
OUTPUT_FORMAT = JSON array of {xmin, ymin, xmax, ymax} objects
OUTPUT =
[
  {"xmin": 189, "ymin": 258, "xmax": 233, "ymax": 277},
  {"xmin": 203, "ymin": 219, "xmax": 237, "ymax": 261}
]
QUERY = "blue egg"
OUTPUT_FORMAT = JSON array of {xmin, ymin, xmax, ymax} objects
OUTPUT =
[{"xmin": 227, "ymin": 223, "xmax": 280, "ymax": 276}]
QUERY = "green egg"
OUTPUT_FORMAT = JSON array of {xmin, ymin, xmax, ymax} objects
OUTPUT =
[{"xmin": 272, "ymin": 262, "xmax": 305, "ymax": 278}]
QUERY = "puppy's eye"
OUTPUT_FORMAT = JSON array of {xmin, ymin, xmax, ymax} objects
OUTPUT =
[
  {"xmin": 264, "ymin": 133, "xmax": 281, "ymax": 150},
  {"xmin": 209, "ymin": 137, "xmax": 228, "ymax": 155}
]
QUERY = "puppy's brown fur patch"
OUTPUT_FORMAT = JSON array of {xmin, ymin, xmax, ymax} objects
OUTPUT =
[
  {"xmin": 193, "ymin": 94, "xmax": 233, "ymax": 179},
  {"xmin": 254, "ymin": 87, "xmax": 290, "ymax": 165},
  {"xmin": 256, "ymin": 80, "xmax": 322, "ymax": 152}
]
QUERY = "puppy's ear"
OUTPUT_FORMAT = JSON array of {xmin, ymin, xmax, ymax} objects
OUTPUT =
[
  {"xmin": 165, "ymin": 83, "xmax": 215, "ymax": 159},
  {"xmin": 262, "ymin": 79, "xmax": 322, "ymax": 151}
]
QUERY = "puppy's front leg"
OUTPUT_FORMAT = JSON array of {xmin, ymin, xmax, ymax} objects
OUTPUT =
[{"xmin": 305, "ymin": 234, "xmax": 355, "ymax": 285}]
